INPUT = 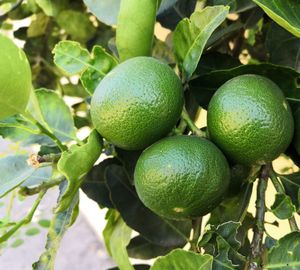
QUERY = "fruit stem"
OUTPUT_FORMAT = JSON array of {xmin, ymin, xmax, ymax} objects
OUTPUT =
[
  {"xmin": 248, "ymin": 164, "xmax": 269, "ymax": 270},
  {"xmin": 269, "ymin": 168, "xmax": 299, "ymax": 231},
  {"xmin": 181, "ymin": 107, "xmax": 206, "ymax": 138},
  {"xmin": 190, "ymin": 217, "xmax": 202, "ymax": 252}
]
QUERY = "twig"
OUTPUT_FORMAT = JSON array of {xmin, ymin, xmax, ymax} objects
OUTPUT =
[
  {"xmin": 248, "ymin": 164, "xmax": 269, "ymax": 270},
  {"xmin": 269, "ymin": 168, "xmax": 299, "ymax": 231},
  {"xmin": 181, "ymin": 107, "xmax": 206, "ymax": 138},
  {"xmin": 0, "ymin": 190, "xmax": 47, "ymax": 243},
  {"xmin": 28, "ymin": 153, "xmax": 61, "ymax": 168},
  {"xmin": 19, "ymin": 176, "xmax": 64, "ymax": 196},
  {"xmin": 190, "ymin": 217, "xmax": 202, "ymax": 252}
]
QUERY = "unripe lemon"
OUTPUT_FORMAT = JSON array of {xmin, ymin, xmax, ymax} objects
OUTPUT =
[
  {"xmin": 91, "ymin": 57, "xmax": 184, "ymax": 150},
  {"xmin": 134, "ymin": 135, "xmax": 230, "ymax": 220},
  {"xmin": 207, "ymin": 74, "xmax": 294, "ymax": 166}
]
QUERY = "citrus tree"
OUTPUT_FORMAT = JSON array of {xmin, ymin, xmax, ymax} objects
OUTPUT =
[{"xmin": 0, "ymin": 0, "xmax": 300, "ymax": 269}]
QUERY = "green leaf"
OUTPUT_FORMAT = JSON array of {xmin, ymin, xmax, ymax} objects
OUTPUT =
[
  {"xmin": 105, "ymin": 164, "xmax": 191, "ymax": 247},
  {"xmin": 80, "ymin": 45, "xmax": 118, "ymax": 94},
  {"xmin": 56, "ymin": 10, "xmax": 96, "ymax": 42},
  {"xmin": 33, "ymin": 186, "xmax": 79, "ymax": 270},
  {"xmin": 38, "ymin": 219, "xmax": 51, "ymax": 228},
  {"xmin": 267, "ymin": 232, "xmax": 300, "ymax": 269},
  {"xmin": 56, "ymin": 130, "xmax": 102, "ymax": 212},
  {"xmin": 173, "ymin": 6, "xmax": 229, "ymax": 80},
  {"xmin": 206, "ymin": 0, "xmax": 256, "ymax": 13},
  {"xmin": 266, "ymin": 22, "xmax": 300, "ymax": 72},
  {"xmin": 103, "ymin": 210, "xmax": 134, "ymax": 270},
  {"xmin": 10, "ymin": 238, "xmax": 24, "ymax": 248},
  {"xmin": 127, "ymin": 236, "xmax": 174, "ymax": 260},
  {"xmin": 190, "ymin": 63, "xmax": 300, "ymax": 109},
  {"xmin": 0, "ymin": 89, "xmax": 77, "ymax": 145},
  {"xmin": 53, "ymin": 41, "xmax": 118, "ymax": 94},
  {"xmin": 27, "ymin": 12, "xmax": 49, "ymax": 37},
  {"xmin": 0, "ymin": 155, "xmax": 35, "ymax": 198},
  {"xmin": 25, "ymin": 227, "xmax": 41, "ymax": 236},
  {"xmin": 81, "ymin": 158, "xmax": 119, "ymax": 209},
  {"xmin": 252, "ymin": 0, "xmax": 300, "ymax": 38},
  {"xmin": 150, "ymin": 249, "xmax": 213, "ymax": 270},
  {"xmin": 83, "ymin": 0, "xmax": 120, "ymax": 26},
  {"xmin": 279, "ymin": 174, "xmax": 300, "ymax": 211},
  {"xmin": 21, "ymin": 166, "xmax": 53, "ymax": 188},
  {"xmin": 35, "ymin": 0, "xmax": 68, "ymax": 17},
  {"xmin": 271, "ymin": 193, "xmax": 296, "ymax": 219},
  {"xmin": 53, "ymin": 41, "xmax": 90, "ymax": 75}
]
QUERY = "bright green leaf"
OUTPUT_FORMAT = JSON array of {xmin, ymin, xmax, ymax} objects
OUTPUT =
[
  {"xmin": 38, "ymin": 219, "xmax": 51, "ymax": 228},
  {"xmin": 173, "ymin": 6, "xmax": 229, "ymax": 80},
  {"xmin": 252, "ymin": 0, "xmax": 300, "ymax": 38},
  {"xmin": 103, "ymin": 209, "xmax": 134, "ymax": 270},
  {"xmin": 80, "ymin": 45, "xmax": 118, "ymax": 94},
  {"xmin": 0, "ymin": 155, "xmax": 35, "ymax": 198},
  {"xmin": 267, "ymin": 232, "xmax": 300, "ymax": 269},
  {"xmin": 151, "ymin": 249, "xmax": 213, "ymax": 270},
  {"xmin": 56, "ymin": 130, "xmax": 102, "ymax": 212},
  {"xmin": 271, "ymin": 193, "xmax": 296, "ymax": 220}
]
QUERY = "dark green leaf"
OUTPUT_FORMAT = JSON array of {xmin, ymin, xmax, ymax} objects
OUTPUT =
[
  {"xmin": 127, "ymin": 236, "xmax": 174, "ymax": 260},
  {"xmin": 252, "ymin": 0, "xmax": 300, "ymax": 37},
  {"xmin": 271, "ymin": 193, "xmax": 296, "ymax": 219},
  {"xmin": 190, "ymin": 63, "xmax": 300, "ymax": 109},
  {"xmin": 56, "ymin": 130, "xmax": 102, "ymax": 212},
  {"xmin": 206, "ymin": 0, "xmax": 256, "ymax": 13},
  {"xmin": 267, "ymin": 232, "xmax": 300, "ymax": 269},
  {"xmin": 27, "ymin": 12, "xmax": 49, "ymax": 37},
  {"xmin": 103, "ymin": 210, "xmax": 134, "ymax": 270},
  {"xmin": 56, "ymin": 10, "xmax": 96, "ymax": 42},
  {"xmin": 81, "ymin": 158, "xmax": 120, "ymax": 208},
  {"xmin": 280, "ymin": 173, "xmax": 300, "ymax": 211},
  {"xmin": 0, "ymin": 155, "xmax": 35, "ymax": 198},
  {"xmin": 150, "ymin": 249, "xmax": 213, "ymax": 270},
  {"xmin": 266, "ymin": 22, "xmax": 300, "ymax": 72},
  {"xmin": 105, "ymin": 164, "xmax": 191, "ymax": 247},
  {"xmin": 173, "ymin": 6, "xmax": 229, "ymax": 80},
  {"xmin": 83, "ymin": 0, "xmax": 120, "ymax": 26},
  {"xmin": 108, "ymin": 265, "xmax": 150, "ymax": 270}
]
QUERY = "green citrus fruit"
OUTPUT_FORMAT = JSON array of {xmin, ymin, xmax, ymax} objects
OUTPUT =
[
  {"xmin": 91, "ymin": 57, "xmax": 184, "ymax": 150},
  {"xmin": 294, "ymin": 107, "xmax": 300, "ymax": 155},
  {"xmin": 0, "ymin": 34, "xmax": 32, "ymax": 120},
  {"xmin": 134, "ymin": 135, "xmax": 230, "ymax": 220},
  {"xmin": 207, "ymin": 74, "xmax": 294, "ymax": 166}
]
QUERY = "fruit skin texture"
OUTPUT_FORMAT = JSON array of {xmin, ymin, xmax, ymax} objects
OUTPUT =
[
  {"xmin": 0, "ymin": 34, "xmax": 32, "ymax": 120},
  {"xmin": 207, "ymin": 74, "xmax": 294, "ymax": 166},
  {"xmin": 294, "ymin": 108, "xmax": 300, "ymax": 155},
  {"xmin": 134, "ymin": 135, "xmax": 230, "ymax": 220},
  {"xmin": 91, "ymin": 57, "xmax": 184, "ymax": 150}
]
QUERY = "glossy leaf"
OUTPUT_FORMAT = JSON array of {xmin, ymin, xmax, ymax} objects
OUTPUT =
[
  {"xmin": 56, "ymin": 130, "xmax": 102, "ymax": 212},
  {"xmin": 150, "ymin": 249, "xmax": 213, "ymax": 270},
  {"xmin": 83, "ymin": 0, "xmax": 120, "ymax": 26},
  {"xmin": 173, "ymin": 6, "xmax": 229, "ymax": 80},
  {"xmin": 267, "ymin": 232, "xmax": 300, "ymax": 269},
  {"xmin": 266, "ymin": 22, "xmax": 300, "ymax": 72},
  {"xmin": 271, "ymin": 193, "xmax": 296, "ymax": 219},
  {"xmin": 105, "ymin": 164, "xmax": 191, "ymax": 247},
  {"xmin": 0, "ymin": 155, "xmax": 35, "ymax": 198},
  {"xmin": 190, "ymin": 63, "xmax": 300, "ymax": 109},
  {"xmin": 103, "ymin": 210, "xmax": 134, "ymax": 270},
  {"xmin": 253, "ymin": 0, "xmax": 300, "ymax": 37}
]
